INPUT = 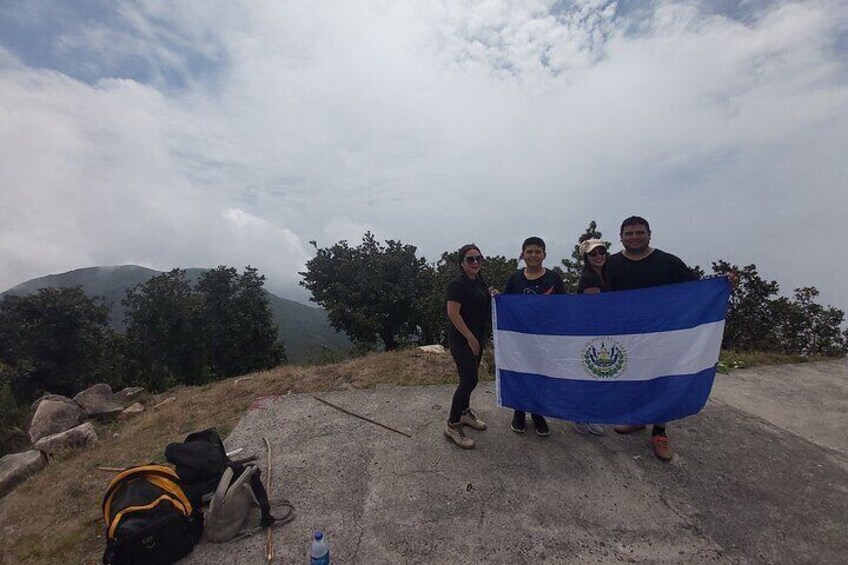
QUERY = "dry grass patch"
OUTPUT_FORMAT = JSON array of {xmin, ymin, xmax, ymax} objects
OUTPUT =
[{"xmin": 0, "ymin": 349, "xmax": 459, "ymax": 565}]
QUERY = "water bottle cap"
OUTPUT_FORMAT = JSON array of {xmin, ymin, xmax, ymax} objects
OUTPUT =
[{"xmin": 314, "ymin": 531, "xmax": 324, "ymax": 540}]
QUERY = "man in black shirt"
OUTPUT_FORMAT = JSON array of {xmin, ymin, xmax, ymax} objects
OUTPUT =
[{"xmin": 606, "ymin": 216, "xmax": 698, "ymax": 461}]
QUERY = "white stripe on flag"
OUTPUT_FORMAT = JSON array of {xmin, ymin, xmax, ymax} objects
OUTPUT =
[{"xmin": 495, "ymin": 320, "xmax": 725, "ymax": 382}]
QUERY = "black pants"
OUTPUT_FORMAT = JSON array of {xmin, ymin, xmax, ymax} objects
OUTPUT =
[{"xmin": 449, "ymin": 338, "xmax": 483, "ymax": 424}]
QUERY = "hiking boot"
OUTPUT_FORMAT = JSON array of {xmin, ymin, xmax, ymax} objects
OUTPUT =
[
  {"xmin": 652, "ymin": 434, "xmax": 673, "ymax": 461},
  {"xmin": 511, "ymin": 412, "xmax": 526, "ymax": 433},
  {"xmin": 444, "ymin": 422, "xmax": 475, "ymax": 449},
  {"xmin": 460, "ymin": 408, "xmax": 487, "ymax": 431},
  {"xmin": 613, "ymin": 424, "xmax": 646, "ymax": 434},
  {"xmin": 532, "ymin": 415, "xmax": 550, "ymax": 437}
]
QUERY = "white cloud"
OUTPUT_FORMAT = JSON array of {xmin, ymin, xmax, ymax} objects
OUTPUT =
[{"xmin": 1, "ymin": 0, "xmax": 846, "ymax": 313}]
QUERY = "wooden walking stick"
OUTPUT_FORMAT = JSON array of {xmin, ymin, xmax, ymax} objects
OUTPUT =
[{"xmin": 264, "ymin": 436, "xmax": 274, "ymax": 563}]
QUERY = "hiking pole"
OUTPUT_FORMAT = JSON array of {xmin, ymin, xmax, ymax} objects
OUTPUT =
[{"xmin": 263, "ymin": 436, "xmax": 274, "ymax": 563}]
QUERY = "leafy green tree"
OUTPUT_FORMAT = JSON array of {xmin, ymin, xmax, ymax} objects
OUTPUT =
[
  {"xmin": 300, "ymin": 232, "xmax": 432, "ymax": 351},
  {"xmin": 0, "ymin": 287, "xmax": 113, "ymax": 402},
  {"xmin": 196, "ymin": 266, "xmax": 285, "ymax": 377},
  {"xmin": 772, "ymin": 287, "xmax": 846, "ymax": 356},
  {"xmin": 123, "ymin": 269, "xmax": 206, "ymax": 389},
  {"xmin": 561, "ymin": 220, "xmax": 605, "ymax": 293},
  {"xmin": 711, "ymin": 261, "xmax": 781, "ymax": 351}
]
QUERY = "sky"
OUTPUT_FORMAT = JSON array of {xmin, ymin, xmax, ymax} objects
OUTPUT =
[{"xmin": 1, "ymin": 0, "xmax": 846, "ymax": 313}]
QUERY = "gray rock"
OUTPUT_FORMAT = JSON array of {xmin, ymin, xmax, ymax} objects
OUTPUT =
[
  {"xmin": 0, "ymin": 450, "xmax": 47, "ymax": 498},
  {"xmin": 73, "ymin": 383, "xmax": 122, "ymax": 420},
  {"xmin": 120, "ymin": 402, "xmax": 145, "ymax": 418},
  {"xmin": 28, "ymin": 394, "xmax": 84, "ymax": 444},
  {"xmin": 33, "ymin": 422, "xmax": 98, "ymax": 455},
  {"xmin": 113, "ymin": 387, "xmax": 146, "ymax": 406}
]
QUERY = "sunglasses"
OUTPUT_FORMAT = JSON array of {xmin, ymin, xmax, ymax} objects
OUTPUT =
[
  {"xmin": 464, "ymin": 255, "xmax": 485, "ymax": 264},
  {"xmin": 587, "ymin": 248, "xmax": 607, "ymax": 257}
]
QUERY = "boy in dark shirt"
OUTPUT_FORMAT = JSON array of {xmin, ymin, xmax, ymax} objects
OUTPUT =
[{"xmin": 503, "ymin": 237, "xmax": 565, "ymax": 436}]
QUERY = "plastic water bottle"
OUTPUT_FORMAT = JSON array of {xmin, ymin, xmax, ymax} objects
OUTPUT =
[{"xmin": 310, "ymin": 530, "xmax": 330, "ymax": 565}]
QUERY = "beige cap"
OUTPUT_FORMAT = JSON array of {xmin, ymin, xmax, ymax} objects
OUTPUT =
[{"xmin": 579, "ymin": 239, "xmax": 606, "ymax": 255}]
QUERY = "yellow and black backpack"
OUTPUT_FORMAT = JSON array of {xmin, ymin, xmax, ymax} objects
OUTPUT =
[{"xmin": 102, "ymin": 465, "xmax": 203, "ymax": 565}]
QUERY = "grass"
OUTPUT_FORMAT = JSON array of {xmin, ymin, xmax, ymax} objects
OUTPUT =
[
  {"xmin": 0, "ymin": 346, "xmax": 838, "ymax": 564},
  {"xmin": 717, "ymin": 350, "xmax": 822, "ymax": 371}
]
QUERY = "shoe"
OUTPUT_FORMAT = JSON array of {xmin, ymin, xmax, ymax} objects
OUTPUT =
[
  {"xmin": 587, "ymin": 423, "xmax": 605, "ymax": 436},
  {"xmin": 460, "ymin": 408, "xmax": 487, "ymax": 430},
  {"xmin": 532, "ymin": 415, "xmax": 550, "ymax": 437},
  {"xmin": 444, "ymin": 422, "xmax": 475, "ymax": 449},
  {"xmin": 613, "ymin": 424, "xmax": 646, "ymax": 434},
  {"xmin": 574, "ymin": 422, "xmax": 591, "ymax": 435},
  {"xmin": 652, "ymin": 434, "xmax": 673, "ymax": 461},
  {"xmin": 511, "ymin": 412, "xmax": 526, "ymax": 433}
]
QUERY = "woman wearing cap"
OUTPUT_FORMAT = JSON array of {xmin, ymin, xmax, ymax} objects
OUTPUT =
[
  {"xmin": 574, "ymin": 238, "xmax": 609, "ymax": 436},
  {"xmin": 444, "ymin": 244, "xmax": 494, "ymax": 450}
]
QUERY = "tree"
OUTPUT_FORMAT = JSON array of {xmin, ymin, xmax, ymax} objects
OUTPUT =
[
  {"xmin": 123, "ymin": 269, "xmax": 206, "ymax": 388},
  {"xmin": 0, "ymin": 286, "xmax": 113, "ymax": 402},
  {"xmin": 561, "ymin": 220, "xmax": 605, "ymax": 293},
  {"xmin": 196, "ymin": 266, "xmax": 285, "ymax": 377},
  {"xmin": 772, "ymin": 287, "xmax": 846, "ymax": 356},
  {"xmin": 711, "ymin": 261, "xmax": 781, "ymax": 351},
  {"xmin": 300, "ymin": 232, "xmax": 432, "ymax": 351}
]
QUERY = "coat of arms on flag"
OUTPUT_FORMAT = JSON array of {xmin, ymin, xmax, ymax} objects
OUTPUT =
[{"xmin": 493, "ymin": 277, "xmax": 731, "ymax": 424}]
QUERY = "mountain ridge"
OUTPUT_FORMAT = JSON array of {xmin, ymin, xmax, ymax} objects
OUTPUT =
[{"xmin": 1, "ymin": 265, "xmax": 350, "ymax": 363}]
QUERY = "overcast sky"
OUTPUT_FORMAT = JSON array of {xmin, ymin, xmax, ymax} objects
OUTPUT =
[{"xmin": 1, "ymin": 0, "xmax": 846, "ymax": 313}]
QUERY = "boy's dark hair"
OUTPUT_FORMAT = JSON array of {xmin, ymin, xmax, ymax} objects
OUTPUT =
[
  {"xmin": 522, "ymin": 236, "xmax": 546, "ymax": 251},
  {"xmin": 620, "ymin": 216, "xmax": 651, "ymax": 235}
]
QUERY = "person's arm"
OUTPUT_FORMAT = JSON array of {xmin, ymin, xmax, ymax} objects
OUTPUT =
[{"xmin": 447, "ymin": 300, "xmax": 480, "ymax": 356}]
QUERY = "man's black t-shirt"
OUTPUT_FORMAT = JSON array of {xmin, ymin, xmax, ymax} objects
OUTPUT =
[
  {"xmin": 606, "ymin": 249, "xmax": 697, "ymax": 291},
  {"xmin": 504, "ymin": 269, "xmax": 565, "ymax": 295},
  {"xmin": 446, "ymin": 273, "xmax": 490, "ymax": 343}
]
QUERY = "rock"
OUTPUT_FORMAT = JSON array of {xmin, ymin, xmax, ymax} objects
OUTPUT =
[
  {"xmin": 33, "ymin": 422, "xmax": 98, "ymax": 455},
  {"xmin": 28, "ymin": 394, "xmax": 84, "ymax": 444},
  {"xmin": 113, "ymin": 386, "xmax": 147, "ymax": 406},
  {"xmin": 120, "ymin": 402, "xmax": 145, "ymax": 418},
  {"xmin": 74, "ymin": 383, "xmax": 123, "ymax": 420},
  {"xmin": 418, "ymin": 344, "xmax": 446, "ymax": 354},
  {"xmin": 0, "ymin": 450, "xmax": 47, "ymax": 498}
]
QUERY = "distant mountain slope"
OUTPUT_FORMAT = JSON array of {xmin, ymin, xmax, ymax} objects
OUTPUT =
[{"xmin": 1, "ymin": 266, "xmax": 350, "ymax": 363}]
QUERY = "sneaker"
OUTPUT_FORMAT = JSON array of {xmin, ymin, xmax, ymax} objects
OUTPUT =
[
  {"xmin": 460, "ymin": 408, "xmax": 487, "ymax": 430},
  {"xmin": 651, "ymin": 434, "xmax": 673, "ymax": 461},
  {"xmin": 587, "ymin": 423, "xmax": 605, "ymax": 436},
  {"xmin": 532, "ymin": 415, "xmax": 550, "ymax": 437},
  {"xmin": 444, "ymin": 422, "xmax": 475, "ymax": 449},
  {"xmin": 511, "ymin": 412, "xmax": 526, "ymax": 433},
  {"xmin": 574, "ymin": 422, "xmax": 591, "ymax": 435},
  {"xmin": 613, "ymin": 424, "xmax": 646, "ymax": 434}
]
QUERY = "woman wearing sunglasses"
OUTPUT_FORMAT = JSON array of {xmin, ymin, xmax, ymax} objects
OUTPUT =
[
  {"xmin": 574, "ymin": 238, "xmax": 609, "ymax": 436},
  {"xmin": 444, "ymin": 244, "xmax": 493, "ymax": 449}
]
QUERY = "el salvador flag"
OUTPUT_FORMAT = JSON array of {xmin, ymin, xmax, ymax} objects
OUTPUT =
[{"xmin": 493, "ymin": 277, "xmax": 731, "ymax": 424}]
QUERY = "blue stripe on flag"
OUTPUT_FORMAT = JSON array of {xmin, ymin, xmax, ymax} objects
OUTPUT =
[
  {"xmin": 498, "ymin": 367, "xmax": 716, "ymax": 424},
  {"xmin": 495, "ymin": 277, "xmax": 730, "ymax": 336}
]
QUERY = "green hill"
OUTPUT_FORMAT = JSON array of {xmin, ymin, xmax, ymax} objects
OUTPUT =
[{"xmin": 1, "ymin": 266, "xmax": 350, "ymax": 363}]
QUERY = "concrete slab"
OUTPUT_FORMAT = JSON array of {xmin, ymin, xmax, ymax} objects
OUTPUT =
[{"xmin": 184, "ymin": 363, "xmax": 848, "ymax": 565}]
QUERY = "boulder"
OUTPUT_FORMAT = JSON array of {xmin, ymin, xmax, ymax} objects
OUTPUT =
[
  {"xmin": 34, "ymin": 422, "xmax": 98, "ymax": 455},
  {"xmin": 0, "ymin": 450, "xmax": 47, "ymax": 498},
  {"xmin": 120, "ymin": 402, "xmax": 145, "ymax": 418},
  {"xmin": 113, "ymin": 386, "xmax": 147, "ymax": 406},
  {"xmin": 74, "ymin": 383, "xmax": 123, "ymax": 420},
  {"xmin": 28, "ymin": 394, "xmax": 84, "ymax": 444}
]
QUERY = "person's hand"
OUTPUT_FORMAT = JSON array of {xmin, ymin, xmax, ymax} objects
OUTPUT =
[
  {"xmin": 488, "ymin": 286, "xmax": 500, "ymax": 296},
  {"xmin": 467, "ymin": 335, "xmax": 480, "ymax": 356},
  {"xmin": 728, "ymin": 272, "xmax": 739, "ymax": 289}
]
